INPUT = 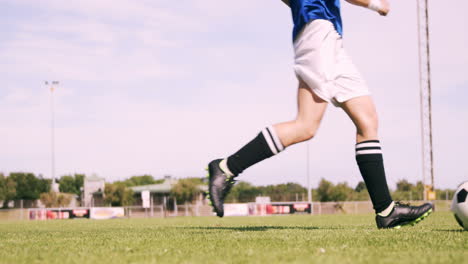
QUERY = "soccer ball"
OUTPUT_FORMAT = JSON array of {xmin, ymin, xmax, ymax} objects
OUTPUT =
[{"xmin": 451, "ymin": 181, "xmax": 468, "ymax": 230}]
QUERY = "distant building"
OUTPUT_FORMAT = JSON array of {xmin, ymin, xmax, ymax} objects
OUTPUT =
[
  {"xmin": 130, "ymin": 175, "xmax": 208, "ymax": 209},
  {"xmin": 83, "ymin": 175, "xmax": 105, "ymax": 207}
]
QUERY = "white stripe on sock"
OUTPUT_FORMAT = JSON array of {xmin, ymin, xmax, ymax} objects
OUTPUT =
[
  {"xmin": 262, "ymin": 128, "xmax": 278, "ymax": 155},
  {"xmin": 356, "ymin": 149, "xmax": 382, "ymax": 155},
  {"xmin": 356, "ymin": 142, "xmax": 381, "ymax": 149},
  {"xmin": 267, "ymin": 125, "xmax": 284, "ymax": 152}
]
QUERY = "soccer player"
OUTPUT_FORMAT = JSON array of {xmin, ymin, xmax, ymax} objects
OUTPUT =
[{"xmin": 207, "ymin": 0, "xmax": 433, "ymax": 229}]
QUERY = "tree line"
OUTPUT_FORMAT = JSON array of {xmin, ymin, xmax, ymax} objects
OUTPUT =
[
  {"xmin": 0, "ymin": 173, "xmax": 50, "ymax": 207},
  {"xmin": 225, "ymin": 178, "xmax": 456, "ymax": 203},
  {"xmin": 0, "ymin": 172, "xmax": 457, "ymax": 208}
]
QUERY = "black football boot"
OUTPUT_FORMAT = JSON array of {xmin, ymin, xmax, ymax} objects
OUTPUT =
[
  {"xmin": 206, "ymin": 159, "xmax": 236, "ymax": 217},
  {"xmin": 376, "ymin": 202, "xmax": 433, "ymax": 229}
]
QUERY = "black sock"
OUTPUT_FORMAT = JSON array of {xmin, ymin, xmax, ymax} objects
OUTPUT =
[
  {"xmin": 227, "ymin": 126, "xmax": 284, "ymax": 176},
  {"xmin": 355, "ymin": 140, "xmax": 393, "ymax": 213}
]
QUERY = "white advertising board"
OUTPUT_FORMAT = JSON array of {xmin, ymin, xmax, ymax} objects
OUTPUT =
[
  {"xmin": 90, "ymin": 207, "xmax": 125, "ymax": 220},
  {"xmin": 224, "ymin": 203, "xmax": 249, "ymax": 216}
]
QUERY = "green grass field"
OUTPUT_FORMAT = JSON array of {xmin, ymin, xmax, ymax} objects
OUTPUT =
[{"xmin": 0, "ymin": 212, "xmax": 466, "ymax": 264}]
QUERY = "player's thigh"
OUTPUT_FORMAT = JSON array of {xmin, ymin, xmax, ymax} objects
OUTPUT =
[
  {"xmin": 341, "ymin": 95, "xmax": 378, "ymax": 132},
  {"xmin": 297, "ymin": 78, "xmax": 328, "ymax": 127},
  {"xmin": 273, "ymin": 79, "xmax": 328, "ymax": 146}
]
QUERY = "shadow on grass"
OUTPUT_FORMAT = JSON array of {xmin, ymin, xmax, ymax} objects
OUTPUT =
[
  {"xmin": 178, "ymin": 225, "xmax": 342, "ymax": 232},
  {"xmin": 432, "ymin": 229, "xmax": 465, "ymax": 233}
]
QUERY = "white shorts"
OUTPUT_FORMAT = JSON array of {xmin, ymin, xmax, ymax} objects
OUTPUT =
[{"xmin": 293, "ymin": 19, "xmax": 370, "ymax": 107}]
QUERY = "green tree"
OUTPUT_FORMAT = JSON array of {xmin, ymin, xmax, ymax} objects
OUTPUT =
[
  {"xmin": 37, "ymin": 175, "xmax": 51, "ymax": 194},
  {"xmin": 330, "ymin": 182, "xmax": 354, "ymax": 201},
  {"xmin": 117, "ymin": 175, "xmax": 163, "ymax": 187},
  {"xmin": 355, "ymin": 181, "xmax": 367, "ymax": 192},
  {"xmin": 414, "ymin": 181, "xmax": 424, "ymax": 200},
  {"xmin": 0, "ymin": 174, "xmax": 17, "ymax": 208},
  {"xmin": 436, "ymin": 188, "xmax": 456, "ymax": 200},
  {"xmin": 171, "ymin": 178, "xmax": 204, "ymax": 203},
  {"xmin": 59, "ymin": 176, "xmax": 78, "ymax": 194},
  {"xmin": 315, "ymin": 179, "xmax": 355, "ymax": 202},
  {"xmin": 350, "ymin": 189, "xmax": 370, "ymax": 201},
  {"xmin": 39, "ymin": 192, "xmax": 72, "ymax": 207},
  {"xmin": 9, "ymin": 172, "xmax": 50, "ymax": 200},
  {"xmin": 349, "ymin": 181, "xmax": 370, "ymax": 201},
  {"xmin": 104, "ymin": 183, "xmax": 134, "ymax": 206},
  {"xmin": 392, "ymin": 180, "xmax": 426, "ymax": 201},
  {"xmin": 58, "ymin": 174, "xmax": 84, "ymax": 195},
  {"xmin": 392, "ymin": 179, "xmax": 413, "ymax": 200},
  {"xmin": 226, "ymin": 181, "xmax": 262, "ymax": 203},
  {"xmin": 316, "ymin": 178, "xmax": 334, "ymax": 202},
  {"xmin": 396, "ymin": 179, "xmax": 412, "ymax": 192},
  {"xmin": 260, "ymin": 183, "xmax": 307, "ymax": 202}
]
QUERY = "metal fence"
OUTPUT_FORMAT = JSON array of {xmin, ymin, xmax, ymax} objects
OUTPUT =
[{"xmin": 0, "ymin": 200, "xmax": 452, "ymax": 221}]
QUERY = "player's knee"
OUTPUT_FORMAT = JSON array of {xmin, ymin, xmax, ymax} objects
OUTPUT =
[
  {"xmin": 357, "ymin": 115, "xmax": 379, "ymax": 138},
  {"xmin": 296, "ymin": 122, "xmax": 318, "ymax": 142},
  {"xmin": 303, "ymin": 129, "xmax": 316, "ymax": 141}
]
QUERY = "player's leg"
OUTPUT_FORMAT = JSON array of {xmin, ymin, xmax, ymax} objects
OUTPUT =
[
  {"xmin": 341, "ymin": 96, "xmax": 393, "ymax": 212},
  {"xmin": 340, "ymin": 96, "xmax": 378, "ymax": 142},
  {"xmin": 271, "ymin": 78, "xmax": 329, "ymax": 146},
  {"xmin": 226, "ymin": 79, "xmax": 328, "ymax": 176},
  {"xmin": 341, "ymin": 96, "xmax": 432, "ymax": 228},
  {"xmin": 207, "ymin": 79, "xmax": 328, "ymax": 217}
]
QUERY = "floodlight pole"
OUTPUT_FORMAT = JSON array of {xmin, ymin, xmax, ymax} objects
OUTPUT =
[
  {"xmin": 417, "ymin": 0, "xmax": 434, "ymax": 201},
  {"xmin": 46, "ymin": 81, "xmax": 60, "ymax": 192}
]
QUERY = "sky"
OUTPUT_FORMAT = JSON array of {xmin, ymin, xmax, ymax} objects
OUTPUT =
[{"xmin": 1, "ymin": 0, "xmax": 467, "ymax": 190}]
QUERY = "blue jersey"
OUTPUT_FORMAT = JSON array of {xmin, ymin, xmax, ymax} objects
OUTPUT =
[{"xmin": 290, "ymin": 0, "xmax": 342, "ymax": 41}]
